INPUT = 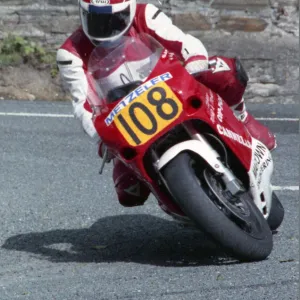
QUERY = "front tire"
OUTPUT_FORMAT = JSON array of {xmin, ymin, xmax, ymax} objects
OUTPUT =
[{"xmin": 162, "ymin": 152, "xmax": 273, "ymax": 261}]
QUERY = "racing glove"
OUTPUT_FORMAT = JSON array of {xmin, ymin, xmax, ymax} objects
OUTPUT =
[
  {"xmin": 184, "ymin": 55, "xmax": 208, "ymax": 74},
  {"xmin": 80, "ymin": 109, "xmax": 98, "ymax": 139}
]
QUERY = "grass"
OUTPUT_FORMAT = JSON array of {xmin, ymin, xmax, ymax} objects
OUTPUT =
[{"xmin": 0, "ymin": 35, "xmax": 58, "ymax": 78}]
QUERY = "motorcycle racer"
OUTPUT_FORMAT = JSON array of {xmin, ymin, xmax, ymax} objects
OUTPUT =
[{"xmin": 57, "ymin": 0, "xmax": 276, "ymax": 207}]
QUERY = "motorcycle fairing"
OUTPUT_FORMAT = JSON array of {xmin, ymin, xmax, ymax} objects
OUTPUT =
[
  {"xmin": 248, "ymin": 139, "xmax": 274, "ymax": 217},
  {"xmin": 94, "ymin": 55, "xmax": 253, "ymax": 171},
  {"xmin": 90, "ymin": 38, "xmax": 274, "ymax": 218}
]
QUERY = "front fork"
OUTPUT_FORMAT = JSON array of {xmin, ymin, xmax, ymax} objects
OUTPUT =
[
  {"xmin": 183, "ymin": 121, "xmax": 244, "ymax": 195},
  {"xmin": 154, "ymin": 121, "xmax": 244, "ymax": 196}
]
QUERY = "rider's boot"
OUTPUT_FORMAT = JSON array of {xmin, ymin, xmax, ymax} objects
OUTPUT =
[
  {"xmin": 98, "ymin": 142, "xmax": 150, "ymax": 207},
  {"xmin": 231, "ymin": 99, "xmax": 277, "ymax": 151},
  {"xmin": 112, "ymin": 159, "xmax": 151, "ymax": 207}
]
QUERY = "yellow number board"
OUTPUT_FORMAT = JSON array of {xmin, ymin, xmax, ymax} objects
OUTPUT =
[{"xmin": 114, "ymin": 81, "xmax": 183, "ymax": 146}]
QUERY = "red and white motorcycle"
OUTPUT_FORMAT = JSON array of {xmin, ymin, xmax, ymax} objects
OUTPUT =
[{"xmin": 88, "ymin": 34, "xmax": 284, "ymax": 261}]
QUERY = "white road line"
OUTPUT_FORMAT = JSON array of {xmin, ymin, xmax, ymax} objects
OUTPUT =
[
  {"xmin": 0, "ymin": 112, "xmax": 298, "ymax": 121},
  {"xmin": 0, "ymin": 112, "xmax": 298, "ymax": 190},
  {"xmin": 256, "ymin": 117, "xmax": 299, "ymax": 121},
  {"xmin": 0, "ymin": 112, "xmax": 74, "ymax": 118},
  {"xmin": 272, "ymin": 185, "xmax": 299, "ymax": 191}
]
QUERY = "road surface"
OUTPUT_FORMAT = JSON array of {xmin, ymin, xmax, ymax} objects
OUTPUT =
[{"xmin": 0, "ymin": 100, "xmax": 298, "ymax": 300}]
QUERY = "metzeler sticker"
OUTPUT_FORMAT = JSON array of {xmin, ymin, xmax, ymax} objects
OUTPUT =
[
  {"xmin": 217, "ymin": 124, "xmax": 251, "ymax": 149},
  {"xmin": 105, "ymin": 72, "xmax": 173, "ymax": 126}
]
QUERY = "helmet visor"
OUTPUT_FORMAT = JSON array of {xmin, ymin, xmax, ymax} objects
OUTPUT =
[{"xmin": 82, "ymin": 5, "xmax": 130, "ymax": 39}]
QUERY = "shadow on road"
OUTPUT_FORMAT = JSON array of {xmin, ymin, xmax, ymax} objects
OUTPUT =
[{"xmin": 2, "ymin": 214, "xmax": 239, "ymax": 266}]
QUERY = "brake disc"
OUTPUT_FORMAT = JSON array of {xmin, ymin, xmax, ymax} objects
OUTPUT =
[{"xmin": 203, "ymin": 169, "xmax": 252, "ymax": 225}]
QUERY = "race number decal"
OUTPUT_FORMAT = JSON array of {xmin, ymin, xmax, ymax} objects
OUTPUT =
[{"xmin": 114, "ymin": 81, "xmax": 182, "ymax": 146}]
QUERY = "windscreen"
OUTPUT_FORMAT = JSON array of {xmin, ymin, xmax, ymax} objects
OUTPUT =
[{"xmin": 87, "ymin": 34, "xmax": 163, "ymax": 108}]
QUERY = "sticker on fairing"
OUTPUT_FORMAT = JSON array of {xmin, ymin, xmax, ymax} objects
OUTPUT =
[
  {"xmin": 217, "ymin": 124, "xmax": 252, "ymax": 149},
  {"xmin": 250, "ymin": 139, "xmax": 273, "ymax": 188},
  {"xmin": 105, "ymin": 72, "xmax": 173, "ymax": 126},
  {"xmin": 113, "ymin": 80, "xmax": 182, "ymax": 146}
]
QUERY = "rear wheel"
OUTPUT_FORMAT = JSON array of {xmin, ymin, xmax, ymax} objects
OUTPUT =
[
  {"xmin": 267, "ymin": 192, "xmax": 284, "ymax": 231},
  {"xmin": 162, "ymin": 152, "xmax": 273, "ymax": 261}
]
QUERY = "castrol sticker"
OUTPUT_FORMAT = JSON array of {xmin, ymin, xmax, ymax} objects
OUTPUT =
[{"xmin": 217, "ymin": 124, "xmax": 252, "ymax": 149}]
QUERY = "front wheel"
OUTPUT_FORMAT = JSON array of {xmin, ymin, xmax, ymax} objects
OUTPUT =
[{"xmin": 162, "ymin": 152, "xmax": 273, "ymax": 261}]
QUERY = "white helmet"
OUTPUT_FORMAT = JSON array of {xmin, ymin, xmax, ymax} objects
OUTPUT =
[{"xmin": 79, "ymin": 0, "xmax": 137, "ymax": 45}]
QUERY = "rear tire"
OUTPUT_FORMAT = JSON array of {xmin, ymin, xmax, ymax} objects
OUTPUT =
[
  {"xmin": 162, "ymin": 152, "xmax": 273, "ymax": 261},
  {"xmin": 267, "ymin": 192, "xmax": 284, "ymax": 231}
]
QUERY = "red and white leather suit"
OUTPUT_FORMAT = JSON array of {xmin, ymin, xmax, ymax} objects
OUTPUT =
[{"xmin": 57, "ymin": 3, "xmax": 275, "ymax": 207}]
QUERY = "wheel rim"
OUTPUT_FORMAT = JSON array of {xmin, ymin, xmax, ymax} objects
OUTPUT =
[{"xmin": 197, "ymin": 167, "xmax": 266, "ymax": 240}]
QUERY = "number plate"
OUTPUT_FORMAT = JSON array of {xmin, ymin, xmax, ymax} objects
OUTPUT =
[{"xmin": 114, "ymin": 81, "xmax": 183, "ymax": 146}]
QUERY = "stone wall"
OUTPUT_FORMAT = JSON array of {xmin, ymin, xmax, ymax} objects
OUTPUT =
[
  {"xmin": 0, "ymin": 0, "xmax": 298, "ymax": 47},
  {"xmin": 0, "ymin": 0, "xmax": 298, "ymax": 103}
]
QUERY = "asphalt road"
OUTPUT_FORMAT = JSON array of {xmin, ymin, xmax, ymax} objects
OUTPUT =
[{"xmin": 0, "ymin": 100, "xmax": 299, "ymax": 300}]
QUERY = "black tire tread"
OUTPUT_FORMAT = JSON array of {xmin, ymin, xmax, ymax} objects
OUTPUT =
[
  {"xmin": 162, "ymin": 152, "xmax": 273, "ymax": 261},
  {"xmin": 267, "ymin": 192, "xmax": 284, "ymax": 231}
]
